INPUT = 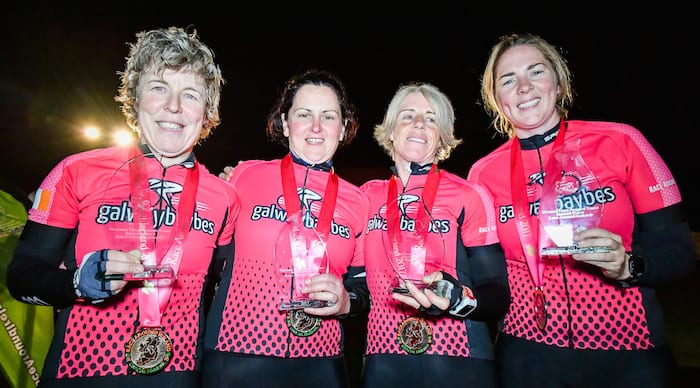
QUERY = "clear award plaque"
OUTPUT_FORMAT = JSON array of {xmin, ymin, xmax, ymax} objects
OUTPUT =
[
  {"xmin": 383, "ymin": 208, "xmax": 445, "ymax": 294},
  {"xmin": 276, "ymin": 214, "xmax": 331, "ymax": 310},
  {"xmin": 539, "ymin": 139, "xmax": 608, "ymax": 256}
]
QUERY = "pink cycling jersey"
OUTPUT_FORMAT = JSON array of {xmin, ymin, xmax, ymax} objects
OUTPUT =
[
  {"xmin": 205, "ymin": 156, "xmax": 369, "ymax": 358},
  {"xmin": 361, "ymin": 166, "xmax": 500, "ymax": 357},
  {"xmin": 27, "ymin": 145, "xmax": 238, "ymax": 378},
  {"xmin": 467, "ymin": 120, "xmax": 681, "ymax": 350}
]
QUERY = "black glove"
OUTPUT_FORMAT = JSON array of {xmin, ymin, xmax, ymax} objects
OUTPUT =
[
  {"xmin": 418, "ymin": 271, "xmax": 462, "ymax": 316},
  {"xmin": 73, "ymin": 249, "xmax": 115, "ymax": 303}
]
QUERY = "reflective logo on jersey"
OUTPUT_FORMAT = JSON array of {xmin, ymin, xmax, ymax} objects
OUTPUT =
[
  {"xmin": 528, "ymin": 171, "xmax": 545, "ymax": 186},
  {"xmin": 366, "ymin": 194, "xmax": 450, "ymax": 234},
  {"xmin": 94, "ymin": 179, "xmax": 215, "ymax": 235},
  {"xmin": 498, "ymin": 186, "xmax": 616, "ymax": 223},
  {"xmin": 249, "ymin": 188, "xmax": 351, "ymax": 239}
]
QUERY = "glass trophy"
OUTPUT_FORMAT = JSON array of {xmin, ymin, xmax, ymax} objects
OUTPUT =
[
  {"xmin": 103, "ymin": 265, "xmax": 175, "ymax": 284},
  {"xmin": 383, "ymin": 207, "xmax": 445, "ymax": 294},
  {"xmin": 539, "ymin": 139, "xmax": 609, "ymax": 256},
  {"xmin": 98, "ymin": 151, "xmax": 178, "ymax": 288},
  {"xmin": 276, "ymin": 213, "xmax": 331, "ymax": 310}
]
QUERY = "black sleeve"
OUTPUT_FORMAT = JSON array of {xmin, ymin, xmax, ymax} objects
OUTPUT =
[
  {"xmin": 632, "ymin": 203, "xmax": 696, "ymax": 286},
  {"xmin": 6, "ymin": 221, "xmax": 78, "ymax": 308},
  {"xmin": 460, "ymin": 243, "xmax": 510, "ymax": 321},
  {"xmin": 342, "ymin": 265, "xmax": 370, "ymax": 318},
  {"xmin": 202, "ymin": 240, "xmax": 234, "ymax": 315}
]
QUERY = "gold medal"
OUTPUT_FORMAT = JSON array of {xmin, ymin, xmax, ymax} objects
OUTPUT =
[
  {"xmin": 534, "ymin": 287, "xmax": 548, "ymax": 331},
  {"xmin": 286, "ymin": 310, "xmax": 321, "ymax": 337},
  {"xmin": 125, "ymin": 327, "xmax": 173, "ymax": 374},
  {"xmin": 397, "ymin": 317, "xmax": 433, "ymax": 354}
]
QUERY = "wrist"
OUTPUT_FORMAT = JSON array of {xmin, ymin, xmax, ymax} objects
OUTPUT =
[
  {"xmin": 449, "ymin": 285, "xmax": 477, "ymax": 318},
  {"xmin": 618, "ymin": 252, "xmax": 645, "ymax": 288},
  {"xmin": 72, "ymin": 268, "xmax": 84, "ymax": 299}
]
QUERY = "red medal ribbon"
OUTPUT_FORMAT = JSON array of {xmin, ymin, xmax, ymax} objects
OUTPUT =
[
  {"xmin": 510, "ymin": 121, "xmax": 566, "ymax": 330},
  {"xmin": 386, "ymin": 164, "xmax": 440, "ymax": 279},
  {"xmin": 281, "ymin": 153, "xmax": 338, "ymax": 243},
  {"xmin": 129, "ymin": 147, "xmax": 199, "ymax": 328}
]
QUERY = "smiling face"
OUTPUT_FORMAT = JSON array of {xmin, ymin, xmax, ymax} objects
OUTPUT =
[
  {"xmin": 136, "ymin": 67, "xmax": 207, "ymax": 166},
  {"xmin": 495, "ymin": 44, "xmax": 561, "ymax": 138},
  {"xmin": 282, "ymin": 84, "xmax": 345, "ymax": 165},
  {"xmin": 392, "ymin": 91, "xmax": 440, "ymax": 168}
]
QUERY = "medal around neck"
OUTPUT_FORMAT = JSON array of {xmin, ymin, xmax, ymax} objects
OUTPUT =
[
  {"xmin": 538, "ymin": 139, "xmax": 609, "ymax": 257},
  {"xmin": 125, "ymin": 327, "xmax": 173, "ymax": 374},
  {"xmin": 397, "ymin": 316, "xmax": 433, "ymax": 354},
  {"xmin": 285, "ymin": 309, "xmax": 322, "ymax": 337},
  {"xmin": 276, "ymin": 214, "xmax": 331, "ymax": 311},
  {"xmin": 533, "ymin": 287, "xmax": 548, "ymax": 331}
]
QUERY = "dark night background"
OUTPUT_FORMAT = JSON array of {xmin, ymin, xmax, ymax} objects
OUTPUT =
[
  {"xmin": 0, "ymin": 6, "xmax": 698, "ymax": 387},
  {"xmin": 1, "ymin": 6, "xmax": 697, "ymax": 231}
]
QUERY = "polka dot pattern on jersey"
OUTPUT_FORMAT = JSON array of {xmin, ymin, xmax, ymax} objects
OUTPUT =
[
  {"xmin": 57, "ymin": 274, "xmax": 204, "ymax": 377},
  {"xmin": 216, "ymin": 256, "xmax": 342, "ymax": 357},
  {"xmin": 365, "ymin": 267, "xmax": 470, "ymax": 356},
  {"xmin": 502, "ymin": 258, "xmax": 651, "ymax": 350}
]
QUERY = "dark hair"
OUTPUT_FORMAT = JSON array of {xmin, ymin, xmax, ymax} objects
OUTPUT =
[{"xmin": 266, "ymin": 69, "xmax": 359, "ymax": 148}]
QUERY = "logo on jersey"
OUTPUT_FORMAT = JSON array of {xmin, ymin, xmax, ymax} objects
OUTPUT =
[
  {"xmin": 366, "ymin": 193, "xmax": 450, "ymax": 234},
  {"xmin": 95, "ymin": 178, "xmax": 215, "ymax": 235},
  {"xmin": 497, "ymin": 178, "xmax": 616, "ymax": 223},
  {"xmin": 250, "ymin": 187, "xmax": 351, "ymax": 239},
  {"xmin": 528, "ymin": 171, "xmax": 545, "ymax": 186}
]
